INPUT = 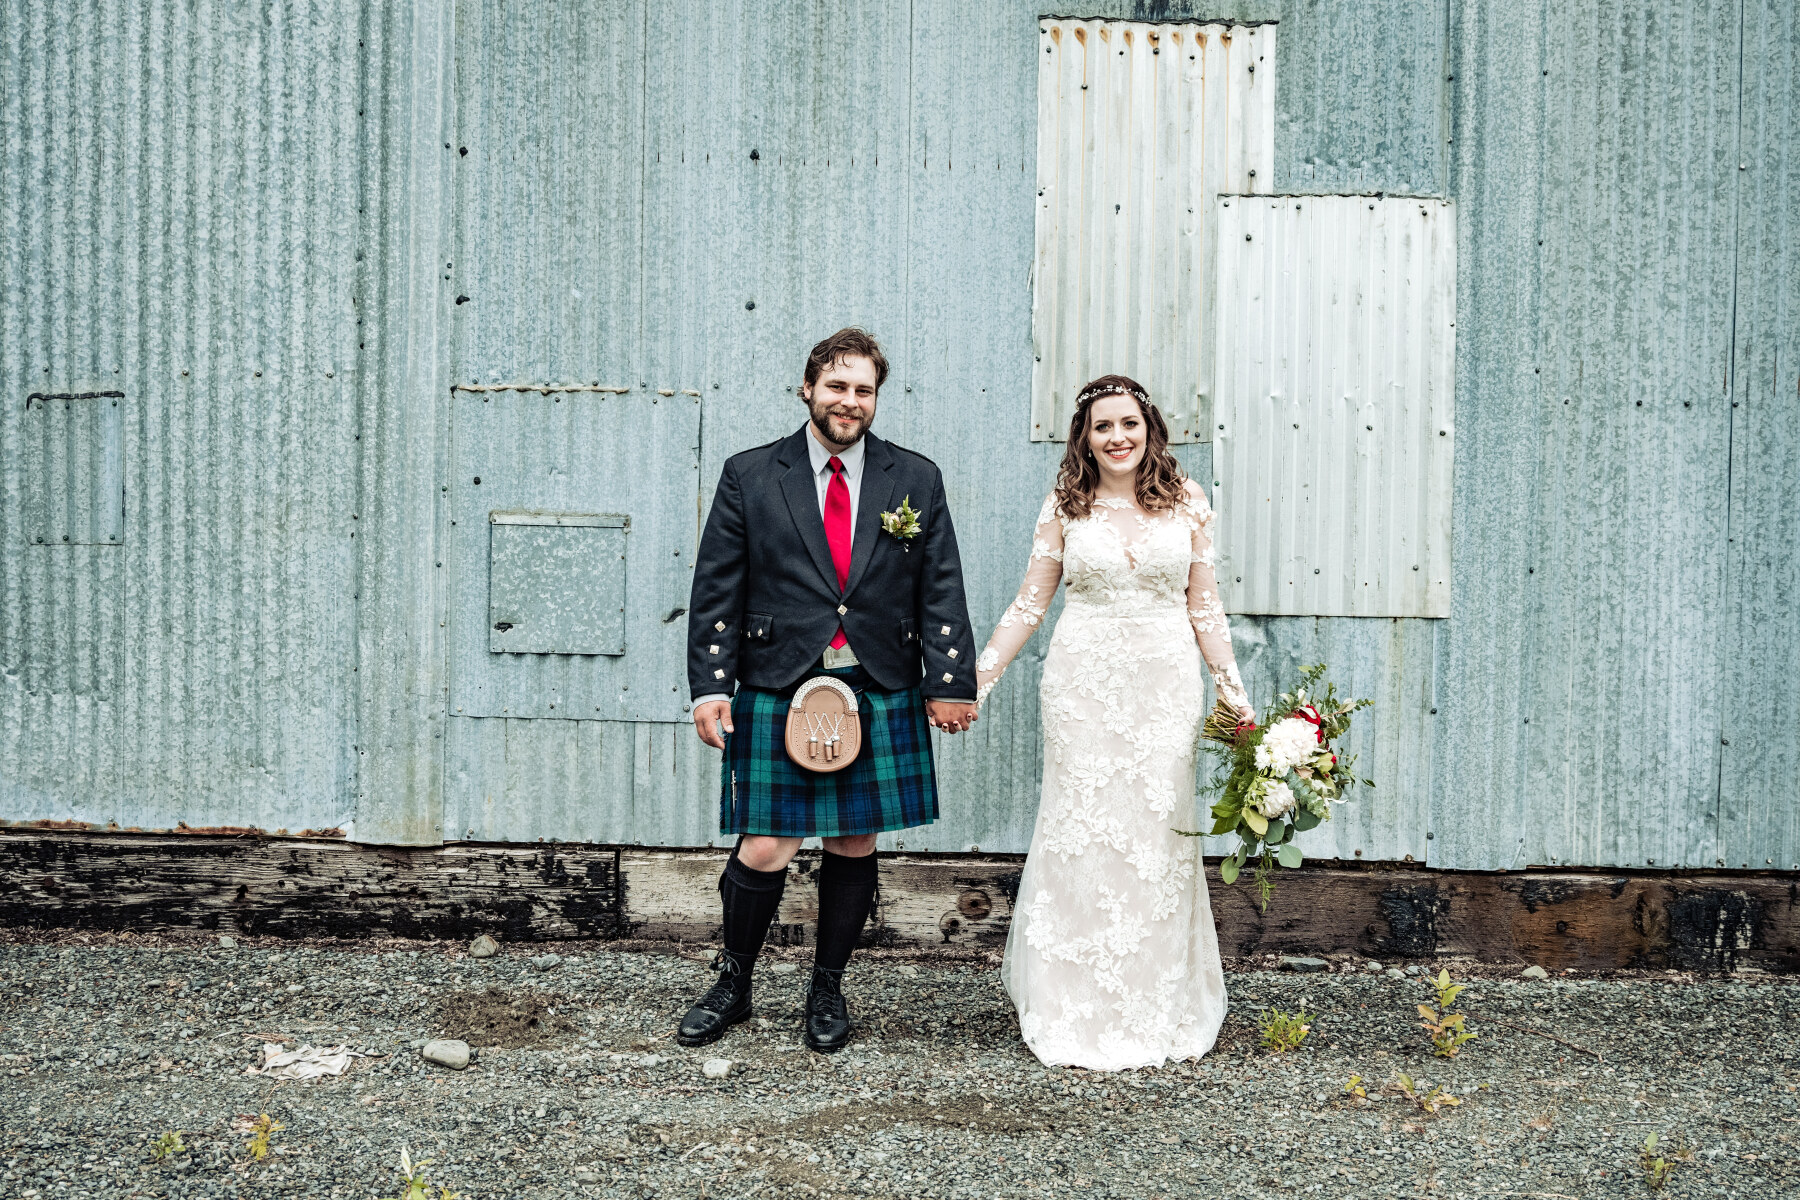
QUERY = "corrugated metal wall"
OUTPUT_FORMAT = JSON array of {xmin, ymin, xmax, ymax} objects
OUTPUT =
[
  {"xmin": 1029, "ymin": 18, "xmax": 1273, "ymax": 444},
  {"xmin": 1721, "ymin": 0, "xmax": 1800, "ymax": 874},
  {"xmin": 3, "ymin": 0, "xmax": 1796, "ymax": 874},
  {"xmin": 1, "ymin": 0, "xmax": 363, "ymax": 834}
]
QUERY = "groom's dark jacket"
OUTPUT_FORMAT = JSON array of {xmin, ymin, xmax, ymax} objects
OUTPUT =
[{"xmin": 687, "ymin": 427, "xmax": 979, "ymax": 700}]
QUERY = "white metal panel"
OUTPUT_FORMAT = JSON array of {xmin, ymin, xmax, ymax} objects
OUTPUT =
[
  {"xmin": 1030, "ymin": 19, "xmax": 1273, "ymax": 444},
  {"xmin": 1212, "ymin": 195, "xmax": 1456, "ymax": 618}
]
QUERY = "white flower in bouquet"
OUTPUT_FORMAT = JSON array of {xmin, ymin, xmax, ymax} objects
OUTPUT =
[
  {"xmin": 1256, "ymin": 780, "xmax": 1297, "ymax": 819},
  {"xmin": 1254, "ymin": 717, "xmax": 1320, "ymax": 775}
]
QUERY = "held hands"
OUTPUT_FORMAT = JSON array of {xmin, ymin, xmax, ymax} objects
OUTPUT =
[
  {"xmin": 692, "ymin": 699, "xmax": 734, "ymax": 750},
  {"xmin": 926, "ymin": 700, "xmax": 979, "ymax": 734}
]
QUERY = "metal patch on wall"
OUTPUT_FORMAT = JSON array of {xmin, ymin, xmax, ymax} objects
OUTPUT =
[
  {"xmin": 21, "ymin": 392, "xmax": 125, "ymax": 546},
  {"xmin": 488, "ymin": 512, "xmax": 628, "ymax": 655},
  {"xmin": 448, "ymin": 388, "xmax": 700, "ymax": 723},
  {"xmin": 1211, "ymin": 195, "xmax": 1456, "ymax": 618}
]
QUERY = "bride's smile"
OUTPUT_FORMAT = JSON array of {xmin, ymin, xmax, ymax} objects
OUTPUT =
[{"xmin": 1086, "ymin": 393, "xmax": 1148, "ymax": 483}]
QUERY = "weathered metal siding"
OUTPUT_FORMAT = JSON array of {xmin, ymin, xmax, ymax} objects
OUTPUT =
[
  {"xmin": 1029, "ymin": 18, "xmax": 1274, "ymax": 444},
  {"xmin": 0, "ymin": 0, "xmax": 364, "ymax": 834},
  {"xmin": 5, "ymin": 0, "xmax": 1795, "ymax": 875},
  {"xmin": 1272, "ymin": 0, "xmax": 1447, "ymax": 194},
  {"xmin": 1430, "ymin": 0, "xmax": 1744, "ymax": 870},
  {"xmin": 1213, "ymin": 195, "xmax": 1456, "ymax": 618},
  {"xmin": 1719, "ymin": 0, "xmax": 1800, "ymax": 873}
]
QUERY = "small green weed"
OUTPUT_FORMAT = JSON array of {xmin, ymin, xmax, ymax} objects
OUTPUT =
[
  {"xmin": 1341, "ymin": 1074, "xmax": 1367, "ymax": 1100},
  {"xmin": 1417, "ymin": 968, "xmax": 1477, "ymax": 1058},
  {"xmin": 1394, "ymin": 1071, "xmax": 1462, "ymax": 1115},
  {"xmin": 246, "ymin": 1113, "xmax": 283, "ymax": 1161},
  {"xmin": 1640, "ymin": 1131, "xmax": 1692, "ymax": 1190},
  {"xmin": 1257, "ymin": 1007, "xmax": 1314, "ymax": 1053},
  {"xmin": 379, "ymin": 1146, "xmax": 459, "ymax": 1200},
  {"xmin": 149, "ymin": 1130, "xmax": 186, "ymax": 1160}
]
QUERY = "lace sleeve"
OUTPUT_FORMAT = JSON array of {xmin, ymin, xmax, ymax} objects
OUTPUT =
[
  {"xmin": 975, "ymin": 493, "xmax": 1065, "ymax": 706},
  {"xmin": 1182, "ymin": 483, "xmax": 1254, "ymax": 722}
]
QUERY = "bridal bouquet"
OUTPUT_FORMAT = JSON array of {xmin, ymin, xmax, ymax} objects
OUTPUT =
[{"xmin": 1182, "ymin": 664, "xmax": 1373, "ymax": 911}]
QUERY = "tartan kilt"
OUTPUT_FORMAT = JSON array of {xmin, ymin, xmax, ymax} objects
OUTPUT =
[{"xmin": 721, "ymin": 664, "xmax": 940, "ymax": 838}]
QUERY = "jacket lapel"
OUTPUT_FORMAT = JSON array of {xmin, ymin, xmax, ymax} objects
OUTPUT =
[
  {"xmin": 843, "ymin": 433, "xmax": 896, "ymax": 601},
  {"xmin": 777, "ymin": 428, "xmax": 841, "ymax": 594}
]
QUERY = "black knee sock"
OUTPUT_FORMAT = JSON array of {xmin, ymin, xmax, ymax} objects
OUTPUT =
[
  {"xmin": 813, "ymin": 849, "xmax": 879, "ymax": 974},
  {"xmin": 720, "ymin": 851, "xmax": 787, "ymax": 968}
]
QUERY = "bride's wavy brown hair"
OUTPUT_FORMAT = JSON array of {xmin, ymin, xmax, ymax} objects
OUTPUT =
[{"xmin": 1053, "ymin": 374, "xmax": 1188, "ymax": 521}]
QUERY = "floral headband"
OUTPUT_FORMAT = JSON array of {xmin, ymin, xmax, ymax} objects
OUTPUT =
[{"xmin": 1075, "ymin": 382, "xmax": 1150, "ymax": 406}]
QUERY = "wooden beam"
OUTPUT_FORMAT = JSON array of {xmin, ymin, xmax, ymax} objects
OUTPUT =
[{"xmin": 0, "ymin": 832, "xmax": 1793, "ymax": 972}]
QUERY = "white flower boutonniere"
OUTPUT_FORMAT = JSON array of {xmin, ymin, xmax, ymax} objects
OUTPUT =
[{"xmin": 880, "ymin": 496, "xmax": 923, "ymax": 550}]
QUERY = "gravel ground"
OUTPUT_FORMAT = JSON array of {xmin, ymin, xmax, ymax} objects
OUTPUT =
[{"xmin": 2, "ymin": 933, "xmax": 1796, "ymax": 1199}]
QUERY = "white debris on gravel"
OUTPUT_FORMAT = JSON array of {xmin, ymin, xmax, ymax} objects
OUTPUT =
[{"xmin": 250, "ymin": 1042, "xmax": 353, "ymax": 1079}]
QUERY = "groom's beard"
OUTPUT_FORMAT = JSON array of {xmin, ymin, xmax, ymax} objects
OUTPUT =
[{"xmin": 808, "ymin": 401, "xmax": 872, "ymax": 449}]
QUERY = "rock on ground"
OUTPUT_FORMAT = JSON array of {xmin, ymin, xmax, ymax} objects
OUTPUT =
[
  {"xmin": 0, "ymin": 935, "xmax": 1795, "ymax": 1200},
  {"xmin": 421, "ymin": 1039, "xmax": 471, "ymax": 1070}
]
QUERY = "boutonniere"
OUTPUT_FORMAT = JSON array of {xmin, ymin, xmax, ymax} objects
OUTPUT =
[{"xmin": 880, "ymin": 496, "xmax": 923, "ymax": 549}]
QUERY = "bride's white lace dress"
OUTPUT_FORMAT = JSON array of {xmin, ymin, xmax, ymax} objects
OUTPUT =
[{"xmin": 976, "ymin": 481, "xmax": 1254, "ymax": 1071}]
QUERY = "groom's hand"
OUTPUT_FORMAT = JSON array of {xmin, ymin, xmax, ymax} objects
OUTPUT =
[
  {"xmin": 926, "ymin": 700, "xmax": 979, "ymax": 734},
  {"xmin": 692, "ymin": 700, "xmax": 734, "ymax": 750}
]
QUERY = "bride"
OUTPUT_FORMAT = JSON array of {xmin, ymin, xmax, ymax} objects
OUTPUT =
[{"xmin": 975, "ymin": 374, "xmax": 1256, "ymax": 1071}]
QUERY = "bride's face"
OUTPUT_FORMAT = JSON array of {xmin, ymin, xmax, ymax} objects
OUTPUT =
[{"xmin": 1085, "ymin": 393, "xmax": 1147, "ymax": 481}]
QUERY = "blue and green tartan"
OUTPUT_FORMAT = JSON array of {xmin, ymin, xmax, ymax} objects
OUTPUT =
[{"xmin": 721, "ymin": 664, "xmax": 939, "ymax": 837}]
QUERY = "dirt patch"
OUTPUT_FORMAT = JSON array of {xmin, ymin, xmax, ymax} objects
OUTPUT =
[
  {"xmin": 436, "ymin": 986, "xmax": 579, "ymax": 1048},
  {"xmin": 778, "ymin": 1094, "xmax": 1059, "ymax": 1138}
]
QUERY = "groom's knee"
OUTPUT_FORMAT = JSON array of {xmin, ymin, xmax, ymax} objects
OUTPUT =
[
  {"xmin": 822, "ymin": 833, "xmax": 878, "ymax": 858},
  {"xmin": 736, "ymin": 835, "xmax": 802, "ymax": 872}
]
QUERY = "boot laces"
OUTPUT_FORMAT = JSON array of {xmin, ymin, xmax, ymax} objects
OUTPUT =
[
  {"xmin": 698, "ymin": 952, "xmax": 749, "ymax": 1012},
  {"xmin": 808, "ymin": 967, "xmax": 846, "ymax": 1013}
]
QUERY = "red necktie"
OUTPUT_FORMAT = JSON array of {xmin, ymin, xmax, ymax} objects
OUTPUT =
[{"xmin": 825, "ymin": 456, "xmax": 852, "ymax": 648}]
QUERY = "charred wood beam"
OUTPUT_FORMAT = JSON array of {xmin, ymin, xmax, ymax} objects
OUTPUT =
[{"xmin": 0, "ymin": 832, "xmax": 1793, "ymax": 973}]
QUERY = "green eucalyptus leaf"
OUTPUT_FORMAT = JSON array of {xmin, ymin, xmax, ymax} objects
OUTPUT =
[
  {"xmin": 1277, "ymin": 843, "xmax": 1303, "ymax": 868},
  {"xmin": 1220, "ymin": 855, "xmax": 1241, "ymax": 884},
  {"xmin": 1293, "ymin": 808, "xmax": 1321, "ymax": 831},
  {"xmin": 1242, "ymin": 809, "xmax": 1269, "ymax": 837}
]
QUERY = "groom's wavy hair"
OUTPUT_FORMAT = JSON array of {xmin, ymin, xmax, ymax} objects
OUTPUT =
[
  {"xmin": 803, "ymin": 326, "xmax": 890, "ymax": 391},
  {"xmin": 1054, "ymin": 374, "xmax": 1187, "ymax": 521}
]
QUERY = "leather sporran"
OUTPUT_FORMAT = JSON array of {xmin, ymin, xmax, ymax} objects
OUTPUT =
[{"xmin": 784, "ymin": 676, "xmax": 863, "ymax": 773}]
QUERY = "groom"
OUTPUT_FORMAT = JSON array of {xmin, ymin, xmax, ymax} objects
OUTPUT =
[{"xmin": 680, "ymin": 327, "xmax": 980, "ymax": 1053}]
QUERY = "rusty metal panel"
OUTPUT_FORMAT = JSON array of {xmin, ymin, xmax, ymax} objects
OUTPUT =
[
  {"xmin": 1030, "ymin": 18, "xmax": 1274, "ymax": 444},
  {"xmin": 1, "ymin": 0, "xmax": 365, "ymax": 836},
  {"xmin": 1212, "ymin": 195, "xmax": 1456, "ymax": 618}
]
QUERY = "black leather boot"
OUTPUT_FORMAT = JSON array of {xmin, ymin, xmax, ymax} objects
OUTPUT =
[
  {"xmin": 676, "ymin": 949, "xmax": 754, "ymax": 1047},
  {"xmin": 803, "ymin": 966, "xmax": 852, "ymax": 1053}
]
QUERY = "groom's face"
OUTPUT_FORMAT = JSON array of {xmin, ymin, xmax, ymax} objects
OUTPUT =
[{"xmin": 803, "ymin": 355, "xmax": 879, "ymax": 449}]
